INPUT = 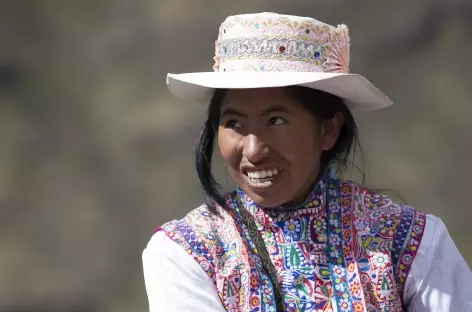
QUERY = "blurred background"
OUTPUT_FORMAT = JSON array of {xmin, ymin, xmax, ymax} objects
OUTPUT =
[{"xmin": 0, "ymin": 0, "xmax": 471, "ymax": 311}]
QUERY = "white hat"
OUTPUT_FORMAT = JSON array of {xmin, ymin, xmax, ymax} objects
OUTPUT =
[{"xmin": 166, "ymin": 12, "xmax": 393, "ymax": 111}]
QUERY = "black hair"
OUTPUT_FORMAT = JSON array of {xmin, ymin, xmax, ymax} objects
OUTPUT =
[{"xmin": 195, "ymin": 86, "xmax": 364, "ymax": 209}]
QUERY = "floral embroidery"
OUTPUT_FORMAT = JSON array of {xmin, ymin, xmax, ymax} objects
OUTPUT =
[
  {"xmin": 395, "ymin": 209, "xmax": 426, "ymax": 296},
  {"xmin": 157, "ymin": 176, "xmax": 426, "ymax": 312},
  {"xmin": 213, "ymin": 13, "xmax": 351, "ymax": 73},
  {"xmin": 353, "ymin": 301, "xmax": 365, "ymax": 312},
  {"xmin": 279, "ymin": 218, "xmax": 308, "ymax": 242},
  {"xmin": 326, "ymin": 179, "xmax": 353, "ymax": 312},
  {"xmin": 284, "ymin": 220, "xmax": 302, "ymax": 238},
  {"xmin": 314, "ymin": 219, "xmax": 326, "ymax": 231},
  {"xmin": 373, "ymin": 253, "xmax": 390, "ymax": 268}
]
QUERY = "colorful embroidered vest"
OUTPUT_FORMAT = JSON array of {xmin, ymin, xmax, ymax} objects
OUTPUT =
[{"xmin": 158, "ymin": 178, "xmax": 426, "ymax": 312}]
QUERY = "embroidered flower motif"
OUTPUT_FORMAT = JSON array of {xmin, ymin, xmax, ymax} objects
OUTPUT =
[
  {"xmin": 342, "ymin": 214, "xmax": 351, "ymax": 225},
  {"xmin": 333, "ymin": 267, "xmax": 344, "ymax": 278},
  {"xmin": 329, "ymin": 234, "xmax": 341, "ymax": 246},
  {"xmin": 339, "ymin": 298, "xmax": 352, "ymax": 311},
  {"xmin": 262, "ymin": 229, "xmax": 275, "ymax": 243},
  {"xmin": 283, "ymin": 219, "xmax": 302, "ymax": 241},
  {"xmin": 380, "ymin": 217, "xmax": 398, "ymax": 235},
  {"xmin": 314, "ymin": 218, "xmax": 327, "ymax": 233},
  {"xmin": 262, "ymin": 284, "xmax": 272, "ymax": 295},
  {"xmin": 342, "ymin": 198, "xmax": 352, "ymax": 208},
  {"xmin": 342, "ymin": 228, "xmax": 352, "ymax": 241},
  {"xmin": 401, "ymin": 253, "xmax": 413, "ymax": 265},
  {"xmin": 353, "ymin": 301, "xmax": 364, "ymax": 311},
  {"xmin": 285, "ymin": 220, "xmax": 301, "ymax": 232},
  {"xmin": 409, "ymin": 238, "xmax": 420, "ymax": 250},
  {"xmin": 329, "ymin": 217, "xmax": 339, "ymax": 227},
  {"xmin": 330, "ymin": 249, "xmax": 340, "ymax": 258},
  {"xmin": 324, "ymin": 24, "xmax": 350, "ymax": 73},
  {"xmin": 343, "ymin": 246, "xmax": 352, "ymax": 255},
  {"xmin": 341, "ymin": 184, "xmax": 352, "ymax": 194},
  {"xmin": 328, "ymin": 188, "xmax": 339, "ymax": 197},
  {"xmin": 373, "ymin": 253, "xmax": 389, "ymax": 268},
  {"xmin": 335, "ymin": 282, "xmax": 346, "ymax": 292},
  {"xmin": 250, "ymin": 295, "xmax": 260, "ymax": 307},
  {"xmin": 382, "ymin": 218, "xmax": 397, "ymax": 229},
  {"xmin": 351, "ymin": 280, "xmax": 362, "ymax": 295}
]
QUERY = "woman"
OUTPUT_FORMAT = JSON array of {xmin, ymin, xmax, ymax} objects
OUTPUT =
[{"xmin": 142, "ymin": 13, "xmax": 472, "ymax": 312}]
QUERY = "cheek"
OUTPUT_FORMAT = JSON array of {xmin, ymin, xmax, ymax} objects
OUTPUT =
[
  {"xmin": 273, "ymin": 127, "xmax": 322, "ymax": 165},
  {"xmin": 217, "ymin": 130, "xmax": 241, "ymax": 166}
]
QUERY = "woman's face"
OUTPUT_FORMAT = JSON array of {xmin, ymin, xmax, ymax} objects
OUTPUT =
[{"xmin": 218, "ymin": 87, "xmax": 342, "ymax": 208}]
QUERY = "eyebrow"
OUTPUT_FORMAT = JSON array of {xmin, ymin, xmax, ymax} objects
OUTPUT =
[{"xmin": 220, "ymin": 104, "xmax": 291, "ymax": 118}]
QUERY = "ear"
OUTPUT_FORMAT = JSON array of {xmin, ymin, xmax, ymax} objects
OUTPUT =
[{"xmin": 320, "ymin": 113, "xmax": 345, "ymax": 151}]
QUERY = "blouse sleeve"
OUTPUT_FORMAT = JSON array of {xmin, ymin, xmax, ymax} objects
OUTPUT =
[
  {"xmin": 142, "ymin": 231, "xmax": 226, "ymax": 312},
  {"xmin": 403, "ymin": 214, "xmax": 472, "ymax": 311}
]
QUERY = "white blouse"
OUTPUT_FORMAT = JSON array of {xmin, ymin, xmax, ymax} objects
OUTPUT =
[{"xmin": 142, "ymin": 214, "xmax": 472, "ymax": 312}]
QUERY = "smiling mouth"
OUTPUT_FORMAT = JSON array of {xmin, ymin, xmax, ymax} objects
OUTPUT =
[{"xmin": 244, "ymin": 167, "xmax": 283, "ymax": 188}]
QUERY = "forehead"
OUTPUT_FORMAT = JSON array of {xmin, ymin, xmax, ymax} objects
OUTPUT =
[{"xmin": 221, "ymin": 88, "xmax": 303, "ymax": 114}]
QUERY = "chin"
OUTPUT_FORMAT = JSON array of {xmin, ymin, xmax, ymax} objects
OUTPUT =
[{"xmin": 241, "ymin": 187, "xmax": 288, "ymax": 208}]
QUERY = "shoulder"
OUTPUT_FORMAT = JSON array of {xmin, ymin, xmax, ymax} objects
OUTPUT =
[
  {"xmin": 341, "ymin": 180, "xmax": 456, "ymax": 259},
  {"xmin": 143, "ymin": 230, "xmax": 188, "ymax": 262},
  {"xmin": 144, "ymin": 201, "xmax": 238, "ymax": 279},
  {"xmin": 159, "ymin": 203, "xmax": 230, "ymax": 236},
  {"xmin": 341, "ymin": 181, "xmax": 429, "ymax": 252},
  {"xmin": 150, "ymin": 201, "xmax": 235, "ymax": 257},
  {"xmin": 142, "ymin": 230, "xmax": 209, "ymax": 286},
  {"xmin": 341, "ymin": 180, "xmax": 425, "ymax": 220}
]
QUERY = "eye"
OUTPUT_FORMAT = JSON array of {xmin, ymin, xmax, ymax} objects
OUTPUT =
[
  {"xmin": 268, "ymin": 117, "xmax": 287, "ymax": 125},
  {"xmin": 224, "ymin": 119, "xmax": 242, "ymax": 129}
]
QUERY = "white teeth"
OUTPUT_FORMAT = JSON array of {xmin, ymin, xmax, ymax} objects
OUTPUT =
[{"xmin": 247, "ymin": 169, "xmax": 280, "ymax": 180}]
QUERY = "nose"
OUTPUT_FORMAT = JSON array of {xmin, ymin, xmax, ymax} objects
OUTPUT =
[{"xmin": 242, "ymin": 134, "xmax": 270, "ymax": 163}]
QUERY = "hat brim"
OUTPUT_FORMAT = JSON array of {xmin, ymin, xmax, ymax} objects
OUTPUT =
[{"xmin": 166, "ymin": 72, "xmax": 392, "ymax": 112}]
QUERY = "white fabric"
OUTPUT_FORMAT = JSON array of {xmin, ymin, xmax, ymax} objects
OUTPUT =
[
  {"xmin": 142, "ymin": 231, "xmax": 226, "ymax": 312},
  {"xmin": 142, "ymin": 214, "xmax": 472, "ymax": 312},
  {"xmin": 166, "ymin": 72, "xmax": 393, "ymax": 112},
  {"xmin": 403, "ymin": 215, "xmax": 472, "ymax": 311}
]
